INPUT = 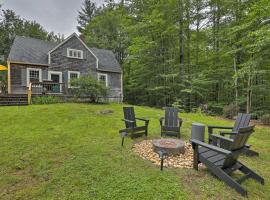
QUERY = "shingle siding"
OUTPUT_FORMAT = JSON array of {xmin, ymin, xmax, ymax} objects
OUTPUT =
[
  {"xmin": 49, "ymin": 35, "xmax": 97, "ymax": 76},
  {"xmin": 10, "ymin": 64, "xmax": 46, "ymax": 94},
  {"xmin": 49, "ymin": 35, "xmax": 98, "ymax": 95},
  {"xmin": 8, "ymin": 34, "xmax": 123, "ymax": 101}
]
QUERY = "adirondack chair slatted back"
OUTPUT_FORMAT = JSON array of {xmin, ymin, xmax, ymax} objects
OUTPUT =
[
  {"xmin": 232, "ymin": 113, "xmax": 251, "ymax": 138},
  {"xmin": 123, "ymin": 107, "xmax": 137, "ymax": 128},
  {"xmin": 165, "ymin": 107, "xmax": 179, "ymax": 127},
  {"xmin": 230, "ymin": 126, "xmax": 254, "ymax": 151},
  {"xmin": 222, "ymin": 126, "xmax": 254, "ymax": 168}
]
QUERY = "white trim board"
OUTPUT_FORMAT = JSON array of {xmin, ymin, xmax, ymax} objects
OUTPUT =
[
  {"xmin": 120, "ymin": 73, "xmax": 123, "ymax": 102},
  {"xmin": 48, "ymin": 33, "xmax": 99, "ymax": 69},
  {"xmin": 48, "ymin": 71, "xmax": 63, "ymax": 83},
  {"xmin": 68, "ymin": 71, "xmax": 80, "ymax": 88},
  {"xmin": 67, "ymin": 48, "xmax": 84, "ymax": 59},
  {"xmin": 97, "ymin": 73, "xmax": 108, "ymax": 87},
  {"xmin": 26, "ymin": 68, "xmax": 42, "ymax": 87}
]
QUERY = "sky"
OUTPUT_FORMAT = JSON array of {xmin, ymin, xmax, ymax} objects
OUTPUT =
[{"xmin": 1, "ymin": 0, "xmax": 104, "ymax": 37}]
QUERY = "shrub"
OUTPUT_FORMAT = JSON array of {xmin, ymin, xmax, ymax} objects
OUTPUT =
[
  {"xmin": 172, "ymin": 99, "xmax": 186, "ymax": 113},
  {"xmin": 32, "ymin": 96, "xmax": 62, "ymax": 104},
  {"xmin": 208, "ymin": 102, "xmax": 224, "ymax": 115},
  {"xmin": 70, "ymin": 75, "xmax": 108, "ymax": 103},
  {"xmin": 260, "ymin": 114, "xmax": 270, "ymax": 125},
  {"xmin": 223, "ymin": 103, "xmax": 240, "ymax": 119}
]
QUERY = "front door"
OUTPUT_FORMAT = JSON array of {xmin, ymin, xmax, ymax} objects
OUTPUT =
[
  {"xmin": 51, "ymin": 74, "xmax": 60, "ymax": 83},
  {"xmin": 48, "ymin": 71, "xmax": 62, "ymax": 93}
]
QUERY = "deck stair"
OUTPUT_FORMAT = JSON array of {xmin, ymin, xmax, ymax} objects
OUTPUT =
[{"xmin": 0, "ymin": 94, "xmax": 28, "ymax": 106}]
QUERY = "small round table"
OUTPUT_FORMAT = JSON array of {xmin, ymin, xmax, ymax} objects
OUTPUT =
[
  {"xmin": 191, "ymin": 122, "xmax": 205, "ymax": 142},
  {"xmin": 152, "ymin": 138, "xmax": 185, "ymax": 170}
]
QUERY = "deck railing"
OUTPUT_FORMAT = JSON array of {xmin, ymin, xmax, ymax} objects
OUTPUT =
[
  {"xmin": 30, "ymin": 82, "xmax": 65, "ymax": 94},
  {"xmin": 28, "ymin": 82, "xmax": 65, "ymax": 104}
]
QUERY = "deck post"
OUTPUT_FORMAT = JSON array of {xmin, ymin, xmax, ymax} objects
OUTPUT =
[{"xmin": 7, "ymin": 61, "xmax": 11, "ymax": 94}]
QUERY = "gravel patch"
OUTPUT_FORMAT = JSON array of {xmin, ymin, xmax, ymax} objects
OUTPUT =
[{"xmin": 133, "ymin": 139, "xmax": 194, "ymax": 169}]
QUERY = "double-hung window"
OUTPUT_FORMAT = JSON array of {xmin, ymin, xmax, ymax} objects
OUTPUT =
[
  {"xmin": 27, "ymin": 68, "xmax": 42, "ymax": 87},
  {"xmin": 98, "ymin": 73, "xmax": 108, "ymax": 87},
  {"xmin": 67, "ymin": 48, "xmax": 83, "ymax": 59},
  {"xmin": 68, "ymin": 71, "xmax": 80, "ymax": 88}
]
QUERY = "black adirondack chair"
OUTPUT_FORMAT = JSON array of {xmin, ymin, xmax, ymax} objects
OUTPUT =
[
  {"xmin": 119, "ymin": 107, "xmax": 149, "ymax": 146},
  {"xmin": 159, "ymin": 107, "xmax": 183, "ymax": 138},
  {"xmin": 191, "ymin": 126, "xmax": 264, "ymax": 196},
  {"xmin": 208, "ymin": 113, "xmax": 258, "ymax": 156}
]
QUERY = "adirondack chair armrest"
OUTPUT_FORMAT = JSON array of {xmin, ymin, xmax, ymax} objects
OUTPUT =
[
  {"xmin": 136, "ymin": 117, "xmax": 149, "ymax": 126},
  {"xmin": 208, "ymin": 125, "xmax": 234, "ymax": 130},
  {"xmin": 211, "ymin": 134, "xmax": 234, "ymax": 142},
  {"xmin": 190, "ymin": 139, "xmax": 232, "ymax": 155},
  {"xmin": 119, "ymin": 129, "xmax": 129, "ymax": 137},
  {"xmin": 122, "ymin": 119, "xmax": 135, "ymax": 124},
  {"xmin": 208, "ymin": 125, "xmax": 234, "ymax": 135},
  {"xmin": 136, "ymin": 117, "xmax": 149, "ymax": 122},
  {"xmin": 219, "ymin": 131, "xmax": 237, "ymax": 136}
]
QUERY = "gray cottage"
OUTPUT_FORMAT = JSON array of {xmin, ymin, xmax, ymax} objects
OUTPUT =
[{"xmin": 7, "ymin": 33, "xmax": 123, "ymax": 101}]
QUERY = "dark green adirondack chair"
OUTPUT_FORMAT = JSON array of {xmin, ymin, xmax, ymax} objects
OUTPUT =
[
  {"xmin": 191, "ymin": 126, "xmax": 264, "ymax": 196},
  {"xmin": 119, "ymin": 107, "xmax": 149, "ymax": 146},
  {"xmin": 208, "ymin": 113, "xmax": 258, "ymax": 156},
  {"xmin": 159, "ymin": 107, "xmax": 183, "ymax": 138}
]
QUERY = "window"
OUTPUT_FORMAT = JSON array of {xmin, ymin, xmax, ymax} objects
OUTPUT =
[
  {"xmin": 68, "ymin": 71, "xmax": 80, "ymax": 88},
  {"xmin": 67, "ymin": 48, "xmax": 83, "ymax": 59},
  {"xmin": 27, "ymin": 68, "xmax": 42, "ymax": 87},
  {"xmin": 48, "ymin": 71, "xmax": 62, "ymax": 83},
  {"xmin": 98, "ymin": 73, "xmax": 108, "ymax": 87}
]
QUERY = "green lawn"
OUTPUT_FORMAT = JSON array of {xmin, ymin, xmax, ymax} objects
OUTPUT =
[{"xmin": 0, "ymin": 103, "xmax": 269, "ymax": 199}]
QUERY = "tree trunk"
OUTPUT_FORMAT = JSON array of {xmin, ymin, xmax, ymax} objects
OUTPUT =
[
  {"xmin": 233, "ymin": 57, "xmax": 238, "ymax": 104},
  {"xmin": 246, "ymin": 69, "xmax": 252, "ymax": 114},
  {"xmin": 179, "ymin": 0, "xmax": 185, "ymax": 76}
]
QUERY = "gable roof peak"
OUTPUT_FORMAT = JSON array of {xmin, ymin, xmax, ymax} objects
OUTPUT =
[{"xmin": 47, "ymin": 32, "xmax": 98, "ymax": 68}]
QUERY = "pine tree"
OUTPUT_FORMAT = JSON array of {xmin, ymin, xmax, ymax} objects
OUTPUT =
[{"xmin": 77, "ymin": 0, "xmax": 99, "ymax": 34}]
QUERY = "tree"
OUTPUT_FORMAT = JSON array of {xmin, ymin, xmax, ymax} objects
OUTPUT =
[
  {"xmin": 77, "ymin": 0, "xmax": 100, "ymax": 34},
  {"xmin": 0, "ymin": 7, "xmax": 63, "ymax": 59},
  {"xmin": 83, "ymin": 4, "xmax": 130, "ymax": 65},
  {"xmin": 79, "ymin": 0, "xmax": 270, "ymax": 117},
  {"xmin": 47, "ymin": 32, "xmax": 65, "ymax": 43}
]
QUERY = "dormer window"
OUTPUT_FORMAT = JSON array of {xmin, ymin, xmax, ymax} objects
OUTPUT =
[{"xmin": 67, "ymin": 48, "xmax": 83, "ymax": 59}]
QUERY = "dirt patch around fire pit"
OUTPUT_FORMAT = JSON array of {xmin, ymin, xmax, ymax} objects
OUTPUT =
[{"xmin": 133, "ymin": 139, "xmax": 194, "ymax": 169}]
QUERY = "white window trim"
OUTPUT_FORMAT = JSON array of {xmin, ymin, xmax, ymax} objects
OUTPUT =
[
  {"xmin": 48, "ymin": 71, "xmax": 63, "ymax": 83},
  {"xmin": 68, "ymin": 71, "xmax": 80, "ymax": 88},
  {"xmin": 98, "ymin": 73, "xmax": 108, "ymax": 87},
  {"xmin": 48, "ymin": 71, "xmax": 63, "ymax": 93},
  {"xmin": 67, "ymin": 48, "xmax": 84, "ymax": 59},
  {"xmin": 120, "ymin": 73, "xmax": 123, "ymax": 102},
  {"xmin": 27, "ymin": 68, "xmax": 42, "ymax": 87}
]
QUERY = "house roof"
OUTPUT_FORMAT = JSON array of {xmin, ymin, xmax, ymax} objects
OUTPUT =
[
  {"xmin": 8, "ymin": 35, "xmax": 122, "ymax": 73},
  {"xmin": 8, "ymin": 36, "xmax": 57, "ymax": 65},
  {"xmin": 90, "ymin": 48, "xmax": 121, "ymax": 73}
]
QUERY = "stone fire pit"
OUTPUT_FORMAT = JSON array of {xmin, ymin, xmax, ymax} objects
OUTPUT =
[
  {"xmin": 133, "ymin": 139, "xmax": 194, "ymax": 169},
  {"xmin": 152, "ymin": 138, "xmax": 185, "ymax": 155}
]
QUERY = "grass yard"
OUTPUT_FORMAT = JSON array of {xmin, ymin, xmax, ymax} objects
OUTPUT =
[{"xmin": 0, "ymin": 103, "xmax": 269, "ymax": 199}]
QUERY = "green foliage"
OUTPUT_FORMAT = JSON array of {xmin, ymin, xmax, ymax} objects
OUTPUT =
[
  {"xmin": 77, "ymin": 0, "xmax": 100, "ymax": 33},
  {"xmin": 32, "ymin": 96, "xmax": 62, "ymax": 105},
  {"xmin": 80, "ymin": 0, "xmax": 270, "ymax": 115},
  {"xmin": 70, "ymin": 75, "xmax": 108, "ymax": 102},
  {"xmin": 208, "ymin": 103, "xmax": 224, "ymax": 115},
  {"xmin": 260, "ymin": 114, "xmax": 270, "ymax": 125},
  {"xmin": 0, "ymin": 7, "xmax": 63, "ymax": 59},
  {"xmin": 223, "ymin": 103, "xmax": 240, "ymax": 119}
]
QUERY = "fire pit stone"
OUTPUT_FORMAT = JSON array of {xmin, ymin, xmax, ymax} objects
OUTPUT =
[{"xmin": 152, "ymin": 138, "xmax": 185, "ymax": 155}]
